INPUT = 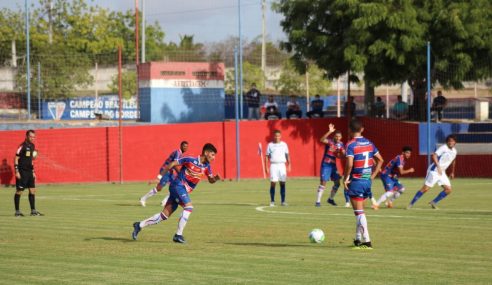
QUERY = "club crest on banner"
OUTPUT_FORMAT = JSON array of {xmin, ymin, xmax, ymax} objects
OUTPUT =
[{"xmin": 47, "ymin": 102, "xmax": 66, "ymax": 120}]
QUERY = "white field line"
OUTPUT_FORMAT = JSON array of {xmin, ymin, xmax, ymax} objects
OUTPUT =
[{"xmin": 255, "ymin": 206, "xmax": 492, "ymax": 221}]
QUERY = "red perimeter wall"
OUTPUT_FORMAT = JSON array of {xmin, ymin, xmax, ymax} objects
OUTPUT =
[{"xmin": 0, "ymin": 118, "xmax": 489, "ymax": 185}]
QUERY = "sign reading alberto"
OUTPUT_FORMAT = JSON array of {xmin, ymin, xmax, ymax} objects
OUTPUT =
[{"xmin": 42, "ymin": 95, "xmax": 138, "ymax": 120}]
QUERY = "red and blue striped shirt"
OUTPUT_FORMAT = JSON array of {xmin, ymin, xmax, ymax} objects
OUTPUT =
[
  {"xmin": 346, "ymin": 136, "xmax": 379, "ymax": 180},
  {"xmin": 381, "ymin": 154, "xmax": 404, "ymax": 178},
  {"xmin": 175, "ymin": 156, "xmax": 213, "ymax": 193}
]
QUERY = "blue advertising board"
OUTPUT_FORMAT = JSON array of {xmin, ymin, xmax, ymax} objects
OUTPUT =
[{"xmin": 41, "ymin": 95, "xmax": 138, "ymax": 120}]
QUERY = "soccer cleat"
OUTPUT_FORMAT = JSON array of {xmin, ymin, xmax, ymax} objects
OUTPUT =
[
  {"xmin": 173, "ymin": 234, "xmax": 186, "ymax": 244},
  {"xmin": 281, "ymin": 202, "xmax": 288, "ymax": 206},
  {"xmin": 371, "ymin": 204, "xmax": 380, "ymax": 210},
  {"xmin": 429, "ymin": 201, "xmax": 439, "ymax": 210},
  {"xmin": 30, "ymin": 210, "xmax": 44, "ymax": 216},
  {"xmin": 315, "ymin": 202, "xmax": 321, "ymax": 207},
  {"xmin": 359, "ymin": 242, "xmax": 373, "ymax": 249},
  {"xmin": 353, "ymin": 239, "xmax": 362, "ymax": 247},
  {"xmin": 132, "ymin": 222, "xmax": 141, "ymax": 240},
  {"xmin": 15, "ymin": 211, "xmax": 24, "ymax": 217},
  {"xmin": 269, "ymin": 202, "xmax": 275, "ymax": 207},
  {"xmin": 139, "ymin": 199, "xmax": 146, "ymax": 207},
  {"xmin": 327, "ymin": 199, "xmax": 337, "ymax": 206},
  {"xmin": 344, "ymin": 202, "xmax": 351, "ymax": 208}
]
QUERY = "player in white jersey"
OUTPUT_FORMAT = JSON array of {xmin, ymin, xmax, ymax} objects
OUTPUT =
[
  {"xmin": 265, "ymin": 130, "xmax": 291, "ymax": 206},
  {"xmin": 407, "ymin": 135, "xmax": 457, "ymax": 209}
]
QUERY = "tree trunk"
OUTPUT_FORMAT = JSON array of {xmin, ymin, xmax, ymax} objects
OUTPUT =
[
  {"xmin": 409, "ymin": 78, "xmax": 427, "ymax": 121},
  {"xmin": 364, "ymin": 81, "xmax": 375, "ymax": 116},
  {"xmin": 11, "ymin": 39, "xmax": 17, "ymax": 67}
]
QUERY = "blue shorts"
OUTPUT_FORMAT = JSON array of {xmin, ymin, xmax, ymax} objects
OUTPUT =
[
  {"xmin": 320, "ymin": 164, "xmax": 341, "ymax": 182},
  {"xmin": 158, "ymin": 172, "xmax": 174, "ymax": 187},
  {"xmin": 380, "ymin": 174, "xmax": 403, "ymax": 192},
  {"xmin": 169, "ymin": 182, "xmax": 191, "ymax": 206},
  {"xmin": 347, "ymin": 179, "xmax": 372, "ymax": 199}
]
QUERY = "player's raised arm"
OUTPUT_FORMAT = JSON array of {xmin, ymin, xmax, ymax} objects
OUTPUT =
[
  {"xmin": 371, "ymin": 153, "xmax": 384, "ymax": 180},
  {"xmin": 320, "ymin": 123, "xmax": 336, "ymax": 144}
]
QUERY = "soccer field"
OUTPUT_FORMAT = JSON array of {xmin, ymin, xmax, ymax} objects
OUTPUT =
[{"xmin": 1, "ymin": 178, "xmax": 491, "ymax": 285}]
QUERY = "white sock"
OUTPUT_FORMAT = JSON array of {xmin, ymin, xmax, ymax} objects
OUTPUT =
[
  {"xmin": 390, "ymin": 191, "xmax": 401, "ymax": 202},
  {"xmin": 139, "ymin": 212, "xmax": 167, "ymax": 228},
  {"xmin": 376, "ymin": 192, "xmax": 394, "ymax": 206},
  {"xmin": 161, "ymin": 195, "xmax": 169, "ymax": 205},
  {"xmin": 176, "ymin": 207, "xmax": 193, "ymax": 235},
  {"xmin": 354, "ymin": 210, "xmax": 363, "ymax": 241},
  {"xmin": 371, "ymin": 197, "xmax": 377, "ymax": 205},
  {"xmin": 316, "ymin": 185, "xmax": 326, "ymax": 203},
  {"xmin": 141, "ymin": 187, "xmax": 157, "ymax": 202},
  {"xmin": 356, "ymin": 212, "xmax": 370, "ymax": 242}
]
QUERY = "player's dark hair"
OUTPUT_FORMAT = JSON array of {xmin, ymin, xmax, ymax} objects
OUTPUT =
[
  {"xmin": 402, "ymin": 146, "xmax": 412, "ymax": 152},
  {"xmin": 446, "ymin": 134, "xmax": 457, "ymax": 142},
  {"xmin": 202, "ymin": 143, "xmax": 217, "ymax": 154},
  {"xmin": 334, "ymin": 130, "xmax": 342, "ymax": 135},
  {"xmin": 180, "ymin": 141, "xmax": 188, "ymax": 147},
  {"xmin": 26, "ymin": 130, "xmax": 35, "ymax": 137},
  {"xmin": 273, "ymin": 130, "xmax": 281, "ymax": 135},
  {"xmin": 349, "ymin": 120, "xmax": 363, "ymax": 133}
]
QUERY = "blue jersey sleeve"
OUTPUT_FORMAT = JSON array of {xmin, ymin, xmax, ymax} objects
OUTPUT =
[{"xmin": 346, "ymin": 142, "xmax": 354, "ymax": 157}]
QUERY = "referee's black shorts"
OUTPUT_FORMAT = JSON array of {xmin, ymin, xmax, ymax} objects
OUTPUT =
[{"xmin": 16, "ymin": 169, "xmax": 35, "ymax": 190}]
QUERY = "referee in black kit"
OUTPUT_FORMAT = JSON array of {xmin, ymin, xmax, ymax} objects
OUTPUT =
[{"xmin": 14, "ymin": 130, "xmax": 43, "ymax": 217}]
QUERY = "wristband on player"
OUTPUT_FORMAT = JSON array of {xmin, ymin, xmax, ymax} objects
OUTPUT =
[{"xmin": 14, "ymin": 164, "xmax": 18, "ymax": 170}]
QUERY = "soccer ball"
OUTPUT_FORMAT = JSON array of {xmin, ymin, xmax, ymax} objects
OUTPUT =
[
  {"xmin": 32, "ymin": 150, "xmax": 38, "ymax": 160},
  {"xmin": 309, "ymin": 229, "xmax": 325, "ymax": 243}
]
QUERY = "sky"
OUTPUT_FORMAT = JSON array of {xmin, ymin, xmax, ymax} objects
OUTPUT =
[{"xmin": 1, "ymin": 0, "xmax": 287, "ymax": 44}]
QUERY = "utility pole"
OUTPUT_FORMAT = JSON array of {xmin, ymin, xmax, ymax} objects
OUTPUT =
[
  {"xmin": 261, "ymin": 0, "xmax": 266, "ymax": 87},
  {"xmin": 141, "ymin": 0, "xmax": 146, "ymax": 63},
  {"xmin": 47, "ymin": 0, "xmax": 53, "ymax": 44}
]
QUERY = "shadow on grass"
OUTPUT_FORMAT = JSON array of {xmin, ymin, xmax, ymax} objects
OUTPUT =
[
  {"xmin": 114, "ymin": 203, "xmax": 144, "ymax": 207},
  {"xmin": 84, "ymin": 237, "xmax": 134, "ymax": 243},
  {"xmin": 217, "ymin": 242, "xmax": 312, "ymax": 248}
]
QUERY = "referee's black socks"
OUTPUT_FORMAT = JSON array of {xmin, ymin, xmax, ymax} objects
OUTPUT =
[
  {"xmin": 28, "ymin": 193, "xmax": 35, "ymax": 210},
  {"xmin": 14, "ymin": 193, "xmax": 21, "ymax": 211}
]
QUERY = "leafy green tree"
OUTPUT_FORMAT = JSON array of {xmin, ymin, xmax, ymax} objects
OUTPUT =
[
  {"xmin": 108, "ymin": 70, "xmax": 137, "ymax": 99},
  {"xmin": 225, "ymin": 61, "xmax": 265, "ymax": 94},
  {"xmin": 163, "ymin": 35, "xmax": 206, "ymax": 62},
  {"xmin": 275, "ymin": 60, "xmax": 331, "ymax": 96},
  {"xmin": 275, "ymin": 0, "xmax": 492, "ymax": 119},
  {"xmin": 0, "ymin": 8, "xmax": 23, "ymax": 68}
]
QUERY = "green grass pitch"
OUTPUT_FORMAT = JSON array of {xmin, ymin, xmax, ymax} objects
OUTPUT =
[{"xmin": 1, "ymin": 178, "xmax": 491, "ymax": 284}]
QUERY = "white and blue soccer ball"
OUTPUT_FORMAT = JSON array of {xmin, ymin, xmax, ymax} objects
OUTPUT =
[{"xmin": 309, "ymin": 228, "xmax": 325, "ymax": 243}]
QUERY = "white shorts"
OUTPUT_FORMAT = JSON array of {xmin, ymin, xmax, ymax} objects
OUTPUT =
[
  {"xmin": 270, "ymin": 163, "xmax": 287, "ymax": 182},
  {"xmin": 424, "ymin": 170, "xmax": 451, "ymax": 188}
]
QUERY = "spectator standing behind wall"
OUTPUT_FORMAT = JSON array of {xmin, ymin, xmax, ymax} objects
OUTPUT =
[
  {"xmin": 307, "ymin": 94, "xmax": 324, "ymax": 118},
  {"xmin": 286, "ymin": 95, "xmax": 303, "ymax": 119},
  {"xmin": 373, "ymin": 97, "xmax": 386, "ymax": 118},
  {"xmin": 343, "ymin": 96, "xmax": 356, "ymax": 118},
  {"xmin": 391, "ymin": 95, "xmax": 409, "ymax": 120},
  {"xmin": 431, "ymin": 90, "xmax": 447, "ymax": 122},
  {"xmin": 264, "ymin": 95, "xmax": 282, "ymax": 120},
  {"xmin": 246, "ymin": 83, "xmax": 261, "ymax": 120}
]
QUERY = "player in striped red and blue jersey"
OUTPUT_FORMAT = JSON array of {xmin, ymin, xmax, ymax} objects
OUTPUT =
[
  {"xmin": 132, "ymin": 143, "xmax": 221, "ymax": 243},
  {"xmin": 139, "ymin": 141, "xmax": 188, "ymax": 207},
  {"xmin": 372, "ymin": 146, "xmax": 414, "ymax": 210},
  {"xmin": 314, "ymin": 123, "xmax": 350, "ymax": 207},
  {"xmin": 344, "ymin": 120, "xmax": 384, "ymax": 249}
]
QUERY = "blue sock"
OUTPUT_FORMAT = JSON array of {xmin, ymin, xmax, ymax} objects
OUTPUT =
[
  {"xmin": 280, "ymin": 184, "xmax": 286, "ymax": 203},
  {"xmin": 410, "ymin": 191, "xmax": 424, "ymax": 205},
  {"xmin": 432, "ymin": 191, "xmax": 448, "ymax": 204},
  {"xmin": 344, "ymin": 190, "xmax": 350, "ymax": 203},
  {"xmin": 270, "ymin": 185, "xmax": 275, "ymax": 202}
]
